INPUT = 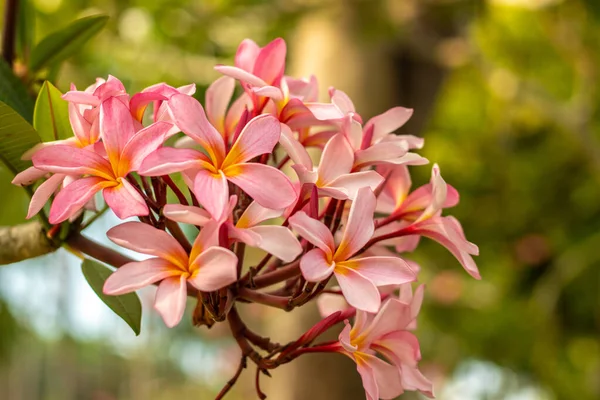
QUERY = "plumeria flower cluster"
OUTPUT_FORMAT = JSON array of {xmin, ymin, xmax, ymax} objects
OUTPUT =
[{"xmin": 14, "ymin": 38, "xmax": 479, "ymax": 400}]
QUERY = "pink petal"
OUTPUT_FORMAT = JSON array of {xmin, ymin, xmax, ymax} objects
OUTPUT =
[
  {"xmin": 279, "ymin": 123, "xmax": 313, "ymax": 169},
  {"xmin": 225, "ymin": 163, "xmax": 296, "ymax": 209},
  {"xmin": 107, "ymin": 221, "xmax": 188, "ymax": 267},
  {"xmin": 354, "ymin": 141, "xmax": 408, "ymax": 168},
  {"xmin": 300, "ymin": 248, "xmax": 335, "ymax": 282},
  {"xmin": 100, "ymin": 97, "xmax": 136, "ymax": 167},
  {"xmin": 228, "ymin": 226, "xmax": 262, "ymax": 247},
  {"xmin": 416, "ymin": 163, "xmax": 447, "ymax": 222},
  {"xmin": 325, "ymin": 171, "xmax": 384, "ymax": 201},
  {"xmin": 376, "ymin": 331, "xmax": 422, "ymax": 368},
  {"xmin": 355, "ymin": 356, "xmax": 378, "ymax": 400},
  {"xmin": 129, "ymin": 91, "xmax": 168, "ymax": 122},
  {"xmin": 27, "ymin": 173, "xmax": 66, "ymax": 219},
  {"xmin": 364, "ymin": 106, "xmax": 413, "ymax": 142},
  {"xmin": 335, "ymin": 187, "xmax": 376, "ymax": 260},
  {"xmin": 341, "ymin": 256, "xmax": 417, "ymax": 286},
  {"xmin": 163, "ymin": 204, "xmax": 211, "ymax": 226},
  {"xmin": 154, "ymin": 275, "xmax": 188, "ymax": 328},
  {"xmin": 363, "ymin": 298, "xmax": 413, "ymax": 342},
  {"xmin": 103, "ymin": 258, "xmax": 180, "ymax": 295},
  {"xmin": 318, "ymin": 292, "xmax": 349, "ymax": 318},
  {"xmin": 339, "ymin": 321, "xmax": 356, "ymax": 352},
  {"xmin": 288, "ymin": 211, "xmax": 335, "ymax": 254},
  {"xmin": 214, "ymin": 65, "xmax": 268, "ymax": 88},
  {"xmin": 335, "ymin": 266, "xmax": 381, "ymax": 313},
  {"xmin": 167, "ymin": 94, "xmax": 226, "ymax": 164},
  {"xmin": 400, "ymin": 364, "xmax": 434, "ymax": 397},
  {"xmin": 138, "ymin": 147, "xmax": 204, "ymax": 176},
  {"xmin": 32, "ymin": 145, "xmax": 114, "ymax": 180},
  {"xmin": 118, "ymin": 121, "xmax": 172, "ymax": 175},
  {"xmin": 251, "ymin": 86, "xmax": 284, "ymax": 101},
  {"xmin": 377, "ymin": 164, "xmax": 411, "ymax": 211},
  {"xmin": 12, "ymin": 166, "xmax": 47, "ymax": 186},
  {"xmin": 304, "ymin": 102, "xmax": 346, "ymax": 121},
  {"xmin": 341, "ymin": 115, "xmax": 363, "ymax": 150},
  {"xmin": 382, "ymin": 152, "xmax": 429, "ymax": 166},
  {"xmin": 69, "ymin": 102, "xmax": 94, "ymax": 145},
  {"xmin": 330, "ymin": 89, "xmax": 356, "ymax": 115},
  {"xmin": 189, "ymin": 220, "xmax": 220, "ymax": 262},
  {"xmin": 206, "ymin": 76, "xmax": 235, "ymax": 133},
  {"xmin": 394, "ymin": 134, "xmax": 424, "ymax": 150},
  {"xmin": 317, "ymin": 133, "xmax": 353, "ymax": 185},
  {"xmin": 235, "ymin": 39, "xmax": 260, "ymax": 72},
  {"xmin": 236, "ymin": 200, "xmax": 283, "ymax": 229},
  {"xmin": 188, "ymin": 246, "xmax": 238, "ymax": 291},
  {"xmin": 414, "ymin": 216, "xmax": 480, "ymax": 279},
  {"xmin": 247, "ymin": 225, "xmax": 302, "ymax": 262},
  {"xmin": 102, "ymin": 178, "xmax": 149, "ymax": 219},
  {"xmin": 193, "ymin": 169, "xmax": 229, "ymax": 221},
  {"xmin": 62, "ymin": 90, "xmax": 100, "ymax": 106},
  {"xmin": 225, "ymin": 93, "xmax": 253, "ymax": 136},
  {"xmin": 223, "ymin": 114, "xmax": 281, "ymax": 167},
  {"xmin": 253, "ymin": 37, "xmax": 286, "ymax": 86},
  {"xmin": 49, "ymin": 177, "xmax": 107, "ymax": 223},
  {"xmin": 360, "ymin": 353, "xmax": 404, "ymax": 400}
]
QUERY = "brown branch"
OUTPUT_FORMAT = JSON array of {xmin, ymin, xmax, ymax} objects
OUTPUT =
[
  {"xmin": 2, "ymin": 0, "xmax": 18, "ymax": 67},
  {"xmin": 0, "ymin": 221, "xmax": 57, "ymax": 265}
]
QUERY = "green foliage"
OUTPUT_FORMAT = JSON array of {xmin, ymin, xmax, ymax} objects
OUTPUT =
[
  {"xmin": 30, "ymin": 15, "xmax": 109, "ymax": 73},
  {"xmin": 0, "ymin": 59, "xmax": 34, "ymax": 122},
  {"xmin": 34, "ymin": 81, "xmax": 72, "ymax": 142},
  {"xmin": 81, "ymin": 258, "xmax": 142, "ymax": 336},
  {"xmin": 0, "ymin": 101, "xmax": 40, "ymax": 174}
]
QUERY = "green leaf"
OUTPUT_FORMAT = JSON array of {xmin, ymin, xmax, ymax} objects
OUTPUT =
[
  {"xmin": 0, "ymin": 59, "xmax": 35, "ymax": 122},
  {"xmin": 34, "ymin": 81, "xmax": 72, "ymax": 142},
  {"xmin": 81, "ymin": 258, "xmax": 142, "ymax": 336},
  {"xmin": 30, "ymin": 15, "xmax": 109, "ymax": 73},
  {"xmin": 0, "ymin": 101, "xmax": 41, "ymax": 174}
]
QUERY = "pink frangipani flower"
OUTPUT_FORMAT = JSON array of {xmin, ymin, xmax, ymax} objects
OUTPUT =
[
  {"xmin": 337, "ymin": 297, "xmax": 433, "ymax": 400},
  {"xmin": 281, "ymin": 128, "xmax": 384, "ymax": 201},
  {"xmin": 139, "ymin": 94, "xmax": 297, "ymax": 211},
  {"xmin": 103, "ymin": 221, "xmax": 237, "ymax": 327},
  {"xmin": 376, "ymin": 164, "xmax": 480, "ymax": 279},
  {"xmin": 31, "ymin": 97, "xmax": 172, "ymax": 223},
  {"xmin": 289, "ymin": 187, "xmax": 417, "ymax": 312},
  {"xmin": 163, "ymin": 196, "xmax": 302, "ymax": 263}
]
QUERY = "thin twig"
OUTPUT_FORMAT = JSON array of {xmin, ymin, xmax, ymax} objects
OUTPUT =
[{"xmin": 215, "ymin": 356, "xmax": 247, "ymax": 400}]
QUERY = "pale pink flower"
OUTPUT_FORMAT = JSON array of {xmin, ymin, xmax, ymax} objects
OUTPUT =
[
  {"xmin": 281, "ymin": 128, "xmax": 384, "ymax": 201},
  {"xmin": 163, "ymin": 196, "xmax": 302, "ymax": 263},
  {"xmin": 376, "ymin": 164, "xmax": 480, "ymax": 279},
  {"xmin": 31, "ymin": 97, "xmax": 172, "ymax": 223},
  {"xmin": 215, "ymin": 38, "xmax": 344, "ymax": 125},
  {"xmin": 103, "ymin": 221, "xmax": 237, "ymax": 327},
  {"xmin": 338, "ymin": 297, "xmax": 433, "ymax": 399},
  {"xmin": 139, "ymin": 94, "xmax": 297, "ymax": 210},
  {"xmin": 129, "ymin": 82, "xmax": 196, "ymax": 129},
  {"xmin": 289, "ymin": 187, "xmax": 417, "ymax": 312}
]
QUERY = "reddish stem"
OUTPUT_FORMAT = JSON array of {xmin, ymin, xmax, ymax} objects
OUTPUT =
[{"xmin": 162, "ymin": 175, "xmax": 189, "ymax": 206}]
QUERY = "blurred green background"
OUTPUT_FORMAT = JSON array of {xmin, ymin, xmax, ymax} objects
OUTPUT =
[{"xmin": 1, "ymin": 0, "xmax": 599, "ymax": 399}]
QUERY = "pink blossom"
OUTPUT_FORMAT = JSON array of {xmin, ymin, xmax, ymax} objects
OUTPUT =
[
  {"xmin": 163, "ymin": 197, "xmax": 302, "ymax": 263},
  {"xmin": 103, "ymin": 221, "xmax": 237, "ymax": 327},
  {"xmin": 281, "ymin": 128, "xmax": 384, "ymax": 201},
  {"xmin": 139, "ymin": 94, "xmax": 297, "ymax": 210},
  {"xmin": 289, "ymin": 187, "xmax": 417, "ymax": 312},
  {"xmin": 337, "ymin": 297, "xmax": 434, "ymax": 399},
  {"xmin": 31, "ymin": 97, "xmax": 172, "ymax": 223},
  {"xmin": 375, "ymin": 164, "xmax": 480, "ymax": 279}
]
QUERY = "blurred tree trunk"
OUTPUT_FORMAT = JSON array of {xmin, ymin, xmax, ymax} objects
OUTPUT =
[{"xmin": 264, "ymin": 1, "xmax": 461, "ymax": 399}]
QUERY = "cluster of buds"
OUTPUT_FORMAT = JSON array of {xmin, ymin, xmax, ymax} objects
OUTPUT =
[{"xmin": 13, "ymin": 38, "xmax": 479, "ymax": 399}]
